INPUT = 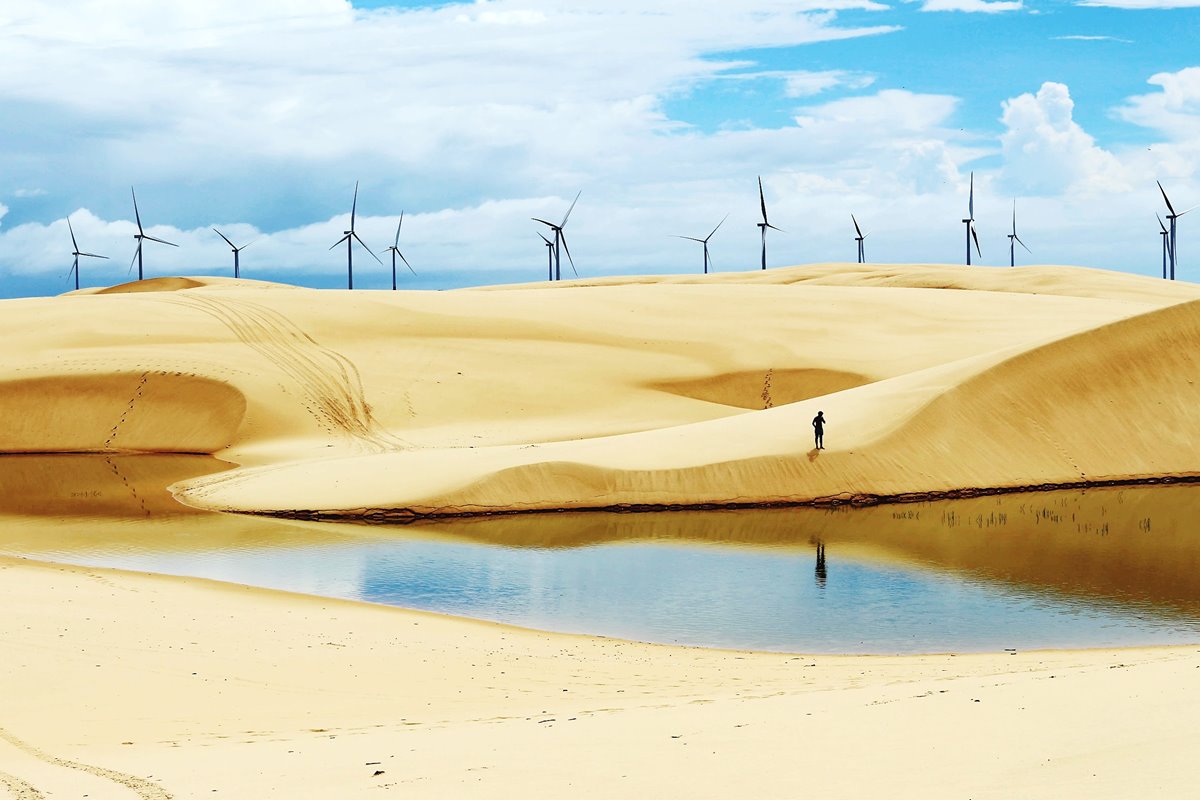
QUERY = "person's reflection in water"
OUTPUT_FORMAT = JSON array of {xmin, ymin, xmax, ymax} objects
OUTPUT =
[{"xmin": 814, "ymin": 539, "xmax": 827, "ymax": 590}]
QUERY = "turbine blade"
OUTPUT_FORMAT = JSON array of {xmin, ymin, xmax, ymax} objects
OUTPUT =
[
  {"xmin": 538, "ymin": 232, "xmax": 552, "ymax": 245},
  {"xmin": 143, "ymin": 235, "xmax": 178, "ymax": 247},
  {"xmin": 129, "ymin": 246, "xmax": 139, "ymax": 274},
  {"xmin": 1178, "ymin": 204, "xmax": 1199, "ymax": 217},
  {"xmin": 758, "ymin": 176, "xmax": 768, "ymax": 224},
  {"xmin": 80, "ymin": 252, "xmax": 109, "ymax": 259},
  {"xmin": 1158, "ymin": 180, "xmax": 1176, "ymax": 216},
  {"xmin": 131, "ymin": 187, "xmax": 144, "ymax": 234},
  {"xmin": 971, "ymin": 223, "xmax": 982, "ymax": 258},
  {"xmin": 766, "ymin": 223, "xmax": 784, "ymax": 233},
  {"xmin": 329, "ymin": 234, "xmax": 350, "ymax": 250},
  {"xmin": 1012, "ymin": 198, "xmax": 1017, "ymax": 235},
  {"xmin": 351, "ymin": 181, "xmax": 359, "ymax": 230},
  {"xmin": 706, "ymin": 213, "xmax": 729, "ymax": 241},
  {"xmin": 1015, "ymin": 234, "xmax": 1031, "ymax": 254},
  {"xmin": 532, "ymin": 217, "xmax": 557, "ymax": 229},
  {"xmin": 560, "ymin": 190, "xmax": 581, "ymax": 228},
  {"xmin": 968, "ymin": 172, "xmax": 974, "ymax": 219},
  {"xmin": 674, "ymin": 236, "xmax": 705, "ymax": 243},
  {"xmin": 1158, "ymin": 213, "xmax": 1169, "ymax": 234},
  {"xmin": 213, "ymin": 227, "xmax": 236, "ymax": 249},
  {"xmin": 399, "ymin": 251, "xmax": 415, "ymax": 275},
  {"xmin": 560, "ymin": 233, "xmax": 577, "ymax": 277},
  {"xmin": 354, "ymin": 232, "xmax": 384, "ymax": 265},
  {"xmin": 394, "ymin": 213, "xmax": 403, "ymax": 248},
  {"xmin": 851, "ymin": 214, "xmax": 862, "ymax": 238},
  {"xmin": 67, "ymin": 217, "xmax": 80, "ymax": 251}
]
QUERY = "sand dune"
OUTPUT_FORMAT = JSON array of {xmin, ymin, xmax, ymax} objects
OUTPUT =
[{"xmin": 1, "ymin": 263, "xmax": 1197, "ymax": 516}]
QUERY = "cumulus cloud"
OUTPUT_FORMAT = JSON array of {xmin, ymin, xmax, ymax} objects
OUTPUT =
[
  {"xmin": 998, "ymin": 82, "xmax": 1128, "ymax": 195},
  {"xmin": 1117, "ymin": 67, "xmax": 1200, "ymax": 140}
]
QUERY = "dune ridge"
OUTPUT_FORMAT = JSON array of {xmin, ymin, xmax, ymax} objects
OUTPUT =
[{"xmin": 1, "ymin": 263, "xmax": 1198, "ymax": 517}]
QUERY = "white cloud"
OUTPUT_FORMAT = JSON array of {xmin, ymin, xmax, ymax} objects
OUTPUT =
[
  {"xmin": 782, "ymin": 70, "xmax": 876, "ymax": 97},
  {"xmin": 1076, "ymin": 0, "xmax": 1200, "ymax": 8},
  {"xmin": 1052, "ymin": 35, "xmax": 1132, "ymax": 42},
  {"xmin": 920, "ymin": 0, "xmax": 1023, "ymax": 12},
  {"xmin": 998, "ymin": 82, "xmax": 1129, "ymax": 195},
  {"xmin": 1117, "ymin": 67, "xmax": 1200, "ymax": 141}
]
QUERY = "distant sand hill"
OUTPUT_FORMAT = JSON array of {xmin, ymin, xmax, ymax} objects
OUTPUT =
[{"xmin": 2, "ymin": 265, "xmax": 1198, "ymax": 518}]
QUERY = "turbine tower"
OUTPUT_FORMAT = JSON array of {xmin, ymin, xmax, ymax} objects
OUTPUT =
[
  {"xmin": 329, "ymin": 181, "xmax": 382, "ymax": 290},
  {"xmin": 213, "ymin": 228, "xmax": 252, "ymax": 278},
  {"xmin": 756, "ymin": 176, "xmax": 783, "ymax": 270},
  {"xmin": 674, "ymin": 213, "xmax": 728, "ymax": 274},
  {"xmin": 962, "ymin": 172, "xmax": 981, "ymax": 266},
  {"xmin": 533, "ymin": 190, "xmax": 580, "ymax": 281},
  {"xmin": 66, "ymin": 216, "xmax": 108, "ymax": 291},
  {"xmin": 851, "ymin": 214, "xmax": 866, "ymax": 264},
  {"xmin": 1007, "ymin": 200, "xmax": 1030, "ymax": 267},
  {"xmin": 383, "ymin": 212, "xmax": 416, "ymax": 291},
  {"xmin": 1158, "ymin": 214, "xmax": 1173, "ymax": 280},
  {"xmin": 130, "ymin": 187, "xmax": 178, "ymax": 281},
  {"xmin": 1157, "ymin": 181, "xmax": 1195, "ymax": 281},
  {"xmin": 538, "ymin": 233, "xmax": 554, "ymax": 281}
]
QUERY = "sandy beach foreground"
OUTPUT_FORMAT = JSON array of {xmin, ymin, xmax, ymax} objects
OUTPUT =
[{"xmin": 2, "ymin": 554, "xmax": 1198, "ymax": 799}]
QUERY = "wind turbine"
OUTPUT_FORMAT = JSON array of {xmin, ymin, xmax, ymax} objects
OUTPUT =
[
  {"xmin": 533, "ymin": 190, "xmax": 580, "ymax": 281},
  {"xmin": 851, "ymin": 214, "xmax": 867, "ymax": 264},
  {"xmin": 756, "ymin": 176, "xmax": 783, "ymax": 270},
  {"xmin": 674, "ymin": 213, "xmax": 728, "ymax": 274},
  {"xmin": 1158, "ymin": 214, "xmax": 1173, "ymax": 280},
  {"xmin": 1157, "ymin": 181, "xmax": 1195, "ymax": 281},
  {"xmin": 129, "ymin": 187, "xmax": 178, "ymax": 281},
  {"xmin": 538, "ymin": 233, "xmax": 554, "ymax": 281},
  {"xmin": 212, "ymin": 228, "xmax": 253, "ymax": 278},
  {"xmin": 1007, "ymin": 200, "xmax": 1030, "ymax": 267},
  {"xmin": 962, "ymin": 172, "xmax": 981, "ymax": 265},
  {"xmin": 66, "ymin": 216, "xmax": 108, "ymax": 291},
  {"xmin": 383, "ymin": 212, "xmax": 416, "ymax": 290},
  {"xmin": 329, "ymin": 181, "xmax": 382, "ymax": 290}
]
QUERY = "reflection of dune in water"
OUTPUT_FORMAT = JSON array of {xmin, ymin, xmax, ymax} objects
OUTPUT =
[
  {"xmin": 0, "ymin": 454, "xmax": 346, "ymax": 554},
  {"xmin": 406, "ymin": 485, "xmax": 1200, "ymax": 616}
]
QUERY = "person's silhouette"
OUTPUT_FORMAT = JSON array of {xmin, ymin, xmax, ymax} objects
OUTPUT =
[{"xmin": 812, "ymin": 410, "xmax": 825, "ymax": 450}]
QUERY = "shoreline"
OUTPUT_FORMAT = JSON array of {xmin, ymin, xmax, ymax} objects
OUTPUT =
[
  {"xmin": 3, "ymin": 552, "xmax": 1199, "ymax": 798},
  {"xmin": 222, "ymin": 470, "xmax": 1200, "ymax": 523}
]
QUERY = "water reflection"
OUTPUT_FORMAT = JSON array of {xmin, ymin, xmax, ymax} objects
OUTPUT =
[{"xmin": 2, "ymin": 454, "xmax": 1199, "ymax": 653}]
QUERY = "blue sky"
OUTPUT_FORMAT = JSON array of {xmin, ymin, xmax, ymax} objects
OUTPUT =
[{"xmin": 2, "ymin": 0, "xmax": 1199, "ymax": 296}]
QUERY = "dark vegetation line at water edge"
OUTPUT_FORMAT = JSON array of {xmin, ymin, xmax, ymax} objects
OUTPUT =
[{"xmin": 229, "ymin": 472, "xmax": 1200, "ymax": 526}]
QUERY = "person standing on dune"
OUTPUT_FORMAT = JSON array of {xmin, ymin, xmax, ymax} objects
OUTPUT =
[{"xmin": 812, "ymin": 410, "xmax": 826, "ymax": 450}]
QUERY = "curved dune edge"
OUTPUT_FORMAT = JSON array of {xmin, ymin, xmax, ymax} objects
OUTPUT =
[
  {"xmin": 175, "ymin": 297, "xmax": 1200, "ymax": 518},
  {"xmin": 0, "ymin": 373, "xmax": 246, "ymax": 454}
]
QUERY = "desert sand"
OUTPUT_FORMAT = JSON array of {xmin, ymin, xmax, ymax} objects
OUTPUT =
[{"xmin": 2, "ymin": 262, "xmax": 1200, "ymax": 797}]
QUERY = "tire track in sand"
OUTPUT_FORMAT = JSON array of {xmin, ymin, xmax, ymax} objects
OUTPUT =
[
  {"xmin": 0, "ymin": 769, "xmax": 43, "ymax": 799},
  {"xmin": 0, "ymin": 726, "xmax": 171, "ymax": 800},
  {"xmin": 168, "ymin": 294, "xmax": 405, "ymax": 451}
]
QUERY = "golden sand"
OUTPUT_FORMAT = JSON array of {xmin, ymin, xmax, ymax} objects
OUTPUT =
[{"xmin": 2, "ymin": 263, "xmax": 1199, "ymax": 797}]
